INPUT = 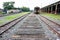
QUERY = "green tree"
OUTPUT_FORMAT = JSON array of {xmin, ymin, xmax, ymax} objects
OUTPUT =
[
  {"xmin": 21, "ymin": 7, "xmax": 30, "ymax": 12},
  {"xmin": 3, "ymin": 2, "xmax": 15, "ymax": 10}
]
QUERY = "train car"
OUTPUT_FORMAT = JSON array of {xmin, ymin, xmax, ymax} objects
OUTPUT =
[{"xmin": 34, "ymin": 7, "xmax": 40, "ymax": 14}]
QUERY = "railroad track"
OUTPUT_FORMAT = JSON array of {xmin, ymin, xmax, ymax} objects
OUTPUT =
[
  {"xmin": 0, "ymin": 13, "xmax": 29, "ymax": 36},
  {"xmin": 38, "ymin": 15, "xmax": 60, "ymax": 37}
]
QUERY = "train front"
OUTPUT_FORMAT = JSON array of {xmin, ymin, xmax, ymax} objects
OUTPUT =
[{"xmin": 34, "ymin": 7, "xmax": 40, "ymax": 14}]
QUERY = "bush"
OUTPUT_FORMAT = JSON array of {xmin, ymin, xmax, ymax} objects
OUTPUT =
[
  {"xmin": 0, "ymin": 11, "xmax": 3, "ymax": 14},
  {"xmin": 2, "ymin": 12, "xmax": 6, "ymax": 14}
]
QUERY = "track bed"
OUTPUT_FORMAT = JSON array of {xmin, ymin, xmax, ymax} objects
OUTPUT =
[{"xmin": 1, "ymin": 13, "xmax": 59, "ymax": 40}]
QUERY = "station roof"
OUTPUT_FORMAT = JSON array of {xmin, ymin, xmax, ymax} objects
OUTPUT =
[{"xmin": 41, "ymin": 1, "xmax": 60, "ymax": 9}]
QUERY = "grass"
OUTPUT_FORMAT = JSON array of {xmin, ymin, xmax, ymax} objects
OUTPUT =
[
  {"xmin": 0, "ymin": 20, "xmax": 4, "ymax": 24},
  {"xmin": 5, "ymin": 12, "xmax": 29, "ymax": 21},
  {"xmin": 0, "ymin": 12, "xmax": 29, "ymax": 25},
  {"xmin": 41, "ymin": 12, "xmax": 60, "ymax": 20}
]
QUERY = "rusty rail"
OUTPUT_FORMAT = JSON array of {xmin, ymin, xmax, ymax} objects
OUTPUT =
[
  {"xmin": 0, "ymin": 13, "xmax": 29, "ymax": 36},
  {"xmin": 41, "ymin": 16, "xmax": 60, "ymax": 27},
  {"xmin": 38, "ymin": 15, "xmax": 60, "ymax": 37}
]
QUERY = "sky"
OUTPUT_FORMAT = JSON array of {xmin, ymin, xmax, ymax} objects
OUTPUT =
[{"xmin": 0, "ymin": 0, "xmax": 60, "ymax": 10}]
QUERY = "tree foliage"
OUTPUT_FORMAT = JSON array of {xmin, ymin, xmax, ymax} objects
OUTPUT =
[
  {"xmin": 21, "ymin": 7, "xmax": 30, "ymax": 12},
  {"xmin": 3, "ymin": 2, "xmax": 15, "ymax": 10}
]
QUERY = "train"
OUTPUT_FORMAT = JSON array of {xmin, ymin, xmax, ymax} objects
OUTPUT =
[{"xmin": 34, "ymin": 7, "xmax": 40, "ymax": 14}]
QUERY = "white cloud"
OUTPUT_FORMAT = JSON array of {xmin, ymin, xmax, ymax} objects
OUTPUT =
[{"xmin": 0, "ymin": 0, "xmax": 59, "ymax": 10}]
